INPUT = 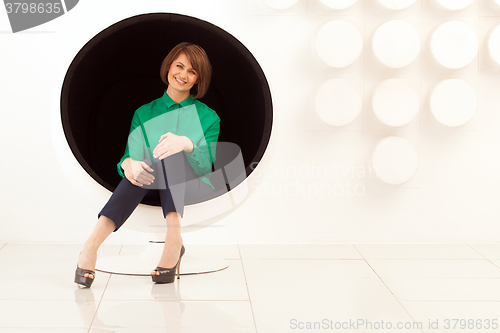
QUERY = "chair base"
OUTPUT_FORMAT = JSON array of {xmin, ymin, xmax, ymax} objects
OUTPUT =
[{"xmin": 95, "ymin": 242, "xmax": 229, "ymax": 276}]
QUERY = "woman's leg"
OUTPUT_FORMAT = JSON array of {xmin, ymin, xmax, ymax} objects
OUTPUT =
[
  {"xmin": 153, "ymin": 152, "xmax": 206, "ymax": 273},
  {"xmin": 77, "ymin": 215, "xmax": 116, "ymax": 279},
  {"xmin": 153, "ymin": 152, "xmax": 187, "ymax": 273},
  {"xmin": 79, "ymin": 177, "xmax": 151, "ymax": 278},
  {"xmin": 152, "ymin": 211, "xmax": 183, "ymax": 273}
]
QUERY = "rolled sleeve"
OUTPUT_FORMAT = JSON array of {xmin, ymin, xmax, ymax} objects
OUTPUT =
[
  {"xmin": 184, "ymin": 118, "xmax": 220, "ymax": 176},
  {"xmin": 116, "ymin": 155, "xmax": 128, "ymax": 178}
]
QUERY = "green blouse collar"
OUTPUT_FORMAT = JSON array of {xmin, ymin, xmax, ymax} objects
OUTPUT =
[{"xmin": 161, "ymin": 90, "xmax": 195, "ymax": 108}]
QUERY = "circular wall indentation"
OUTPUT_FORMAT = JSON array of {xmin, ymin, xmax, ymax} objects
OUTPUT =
[
  {"xmin": 430, "ymin": 21, "xmax": 478, "ymax": 69},
  {"xmin": 372, "ymin": 78, "xmax": 420, "ymax": 127},
  {"xmin": 430, "ymin": 79, "xmax": 477, "ymax": 127},
  {"xmin": 488, "ymin": 23, "xmax": 500, "ymax": 66},
  {"xmin": 61, "ymin": 13, "xmax": 273, "ymax": 206},
  {"xmin": 315, "ymin": 78, "xmax": 362, "ymax": 126},
  {"xmin": 261, "ymin": 0, "xmax": 300, "ymax": 9},
  {"xmin": 372, "ymin": 20, "xmax": 420, "ymax": 68},
  {"xmin": 319, "ymin": 0, "xmax": 357, "ymax": 10},
  {"xmin": 377, "ymin": 0, "xmax": 416, "ymax": 10},
  {"xmin": 434, "ymin": 0, "xmax": 474, "ymax": 11},
  {"xmin": 371, "ymin": 136, "xmax": 419, "ymax": 185},
  {"xmin": 315, "ymin": 20, "xmax": 363, "ymax": 68}
]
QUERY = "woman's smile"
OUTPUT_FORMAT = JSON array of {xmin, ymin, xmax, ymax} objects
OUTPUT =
[{"xmin": 174, "ymin": 76, "xmax": 187, "ymax": 85}]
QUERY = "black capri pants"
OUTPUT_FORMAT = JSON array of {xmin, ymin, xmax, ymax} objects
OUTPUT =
[{"xmin": 99, "ymin": 151, "xmax": 216, "ymax": 231}]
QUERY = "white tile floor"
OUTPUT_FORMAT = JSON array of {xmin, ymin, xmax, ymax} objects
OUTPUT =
[{"xmin": 1, "ymin": 244, "xmax": 500, "ymax": 332}]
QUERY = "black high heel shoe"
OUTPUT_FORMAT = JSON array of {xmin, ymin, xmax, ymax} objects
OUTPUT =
[
  {"xmin": 74, "ymin": 252, "xmax": 95, "ymax": 288},
  {"xmin": 74, "ymin": 265, "xmax": 95, "ymax": 288},
  {"xmin": 152, "ymin": 245, "xmax": 185, "ymax": 284}
]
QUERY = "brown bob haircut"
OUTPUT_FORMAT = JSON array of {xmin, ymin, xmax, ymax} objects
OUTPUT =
[{"xmin": 160, "ymin": 42, "xmax": 212, "ymax": 100}]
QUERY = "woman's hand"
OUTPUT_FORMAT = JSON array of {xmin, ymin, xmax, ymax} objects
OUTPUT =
[
  {"xmin": 121, "ymin": 158, "xmax": 155, "ymax": 187},
  {"xmin": 153, "ymin": 132, "xmax": 194, "ymax": 160}
]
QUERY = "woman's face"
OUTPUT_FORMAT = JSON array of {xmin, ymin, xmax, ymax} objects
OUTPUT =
[{"xmin": 167, "ymin": 52, "xmax": 199, "ymax": 95}]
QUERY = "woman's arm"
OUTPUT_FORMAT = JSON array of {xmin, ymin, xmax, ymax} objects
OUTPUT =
[
  {"xmin": 152, "ymin": 133, "xmax": 194, "ymax": 160},
  {"xmin": 121, "ymin": 158, "xmax": 155, "ymax": 187},
  {"xmin": 117, "ymin": 107, "xmax": 148, "ymax": 179}
]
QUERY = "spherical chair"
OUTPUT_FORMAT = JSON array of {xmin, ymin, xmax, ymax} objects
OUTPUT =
[{"xmin": 59, "ymin": 13, "xmax": 273, "ymax": 275}]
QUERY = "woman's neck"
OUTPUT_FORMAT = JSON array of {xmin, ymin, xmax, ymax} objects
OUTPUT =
[{"xmin": 166, "ymin": 86, "xmax": 190, "ymax": 104}]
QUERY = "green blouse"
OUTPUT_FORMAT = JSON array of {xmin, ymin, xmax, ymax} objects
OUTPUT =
[{"xmin": 117, "ymin": 91, "xmax": 221, "ymax": 190}]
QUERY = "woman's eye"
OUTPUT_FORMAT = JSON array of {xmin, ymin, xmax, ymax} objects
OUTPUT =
[
  {"xmin": 190, "ymin": 71, "xmax": 196, "ymax": 75},
  {"xmin": 177, "ymin": 64, "xmax": 182, "ymax": 68}
]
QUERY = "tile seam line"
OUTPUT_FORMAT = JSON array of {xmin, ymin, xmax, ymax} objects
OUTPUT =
[
  {"xmin": 0, "ymin": 326, "xmax": 90, "ymax": 330},
  {"xmin": 87, "ymin": 298, "xmax": 500, "ymax": 303},
  {"xmin": 88, "ymin": 244, "xmax": 123, "ymax": 331},
  {"xmin": 467, "ymin": 244, "xmax": 500, "ymax": 270},
  {"xmin": 352, "ymin": 244, "xmax": 425, "ymax": 333},
  {"xmin": 238, "ymin": 244, "xmax": 259, "ymax": 333},
  {"xmin": 354, "ymin": 258, "xmax": 488, "ymax": 260},
  {"xmin": 0, "ymin": 298, "xmax": 267, "ymax": 302},
  {"xmin": 399, "ymin": 299, "xmax": 500, "ymax": 301},
  {"xmin": 368, "ymin": 277, "xmax": 500, "ymax": 280},
  {"xmin": 92, "ymin": 299, "xmax": 252, "ymax": 301},
  {"xmin": 239, "ymin": 258, "xmax": 365, "ymax": 260}
]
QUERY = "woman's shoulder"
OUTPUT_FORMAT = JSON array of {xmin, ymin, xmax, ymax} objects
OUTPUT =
[
  {"xmin": 194, "ymin": 99, "xmax": 220, "ymax": 122},
  {"xmin": 144, "ymin": 96, "xmax": 164, "ymax": 110},
  {"xmin": 133, "ymin": 97, "xmax": 163, "ymax": 116}
]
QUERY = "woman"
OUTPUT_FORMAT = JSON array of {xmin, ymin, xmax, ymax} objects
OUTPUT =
[{"xmin": 74, "ymin": 42, "xmax": 220, "ymax": 287}]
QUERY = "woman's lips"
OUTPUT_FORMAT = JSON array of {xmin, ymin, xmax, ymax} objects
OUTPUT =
[{"xmin": 175, "ymin": 77, "xmax": 186, "ymax": 85}]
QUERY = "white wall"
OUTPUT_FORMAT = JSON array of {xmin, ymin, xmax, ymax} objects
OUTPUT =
[{"xmin": 1, "ymin": 0, "xmax": 500, "ymax": 244}]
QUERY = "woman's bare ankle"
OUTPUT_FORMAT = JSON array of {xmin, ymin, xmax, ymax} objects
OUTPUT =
[{"xmin": 165, "ymin": 235, "xmax": 182, "ymax": 245}]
